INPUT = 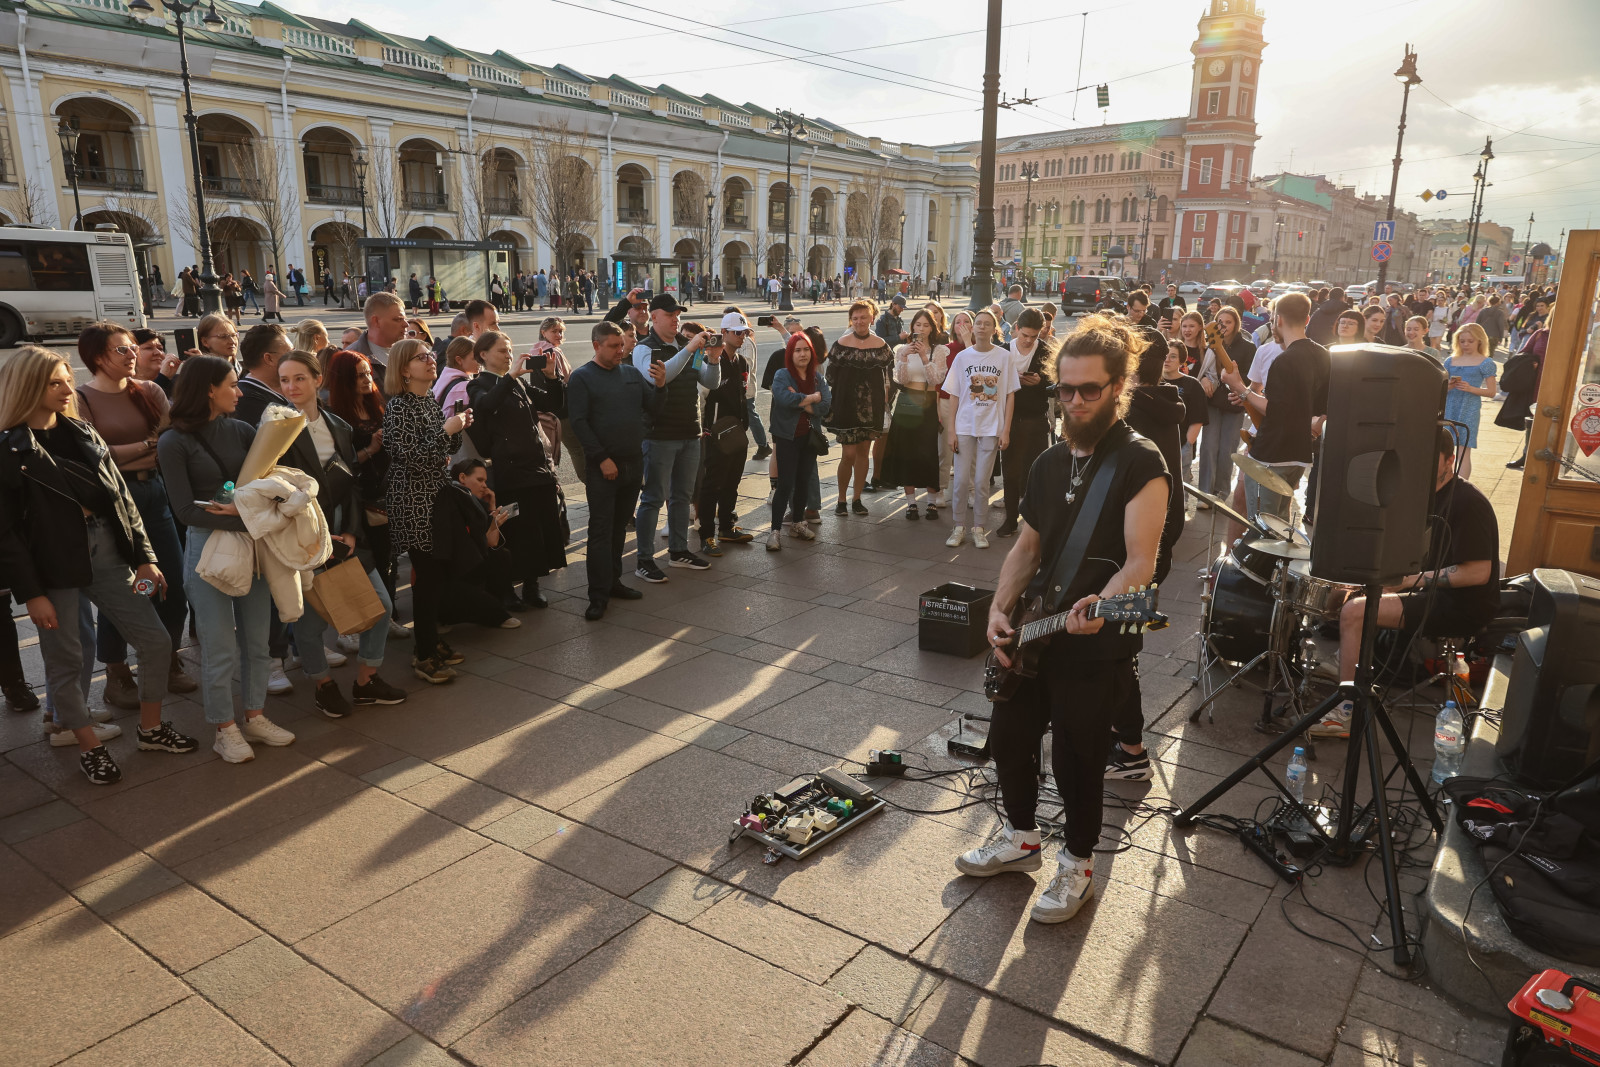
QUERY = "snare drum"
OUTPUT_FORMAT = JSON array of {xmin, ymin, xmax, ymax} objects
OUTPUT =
[{"xmin": 1285, "ymin": 559, "xmax": 1359, "ymax": 619}]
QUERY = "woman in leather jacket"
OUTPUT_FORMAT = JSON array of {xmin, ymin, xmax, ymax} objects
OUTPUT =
[{"xmin": 0, "ymin": 347, "xmax": 197, "ymax": 786}]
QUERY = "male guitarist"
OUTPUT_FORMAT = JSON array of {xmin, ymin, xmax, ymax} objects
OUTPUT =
[{"xmin": 955, "ymin": 314, "xmax": 1169, "ymax": 924}]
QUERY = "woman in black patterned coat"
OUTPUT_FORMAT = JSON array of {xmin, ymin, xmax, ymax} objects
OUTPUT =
[{"xmin": 382, "ymin": 339, "xmax": 472, "ymax": 684}]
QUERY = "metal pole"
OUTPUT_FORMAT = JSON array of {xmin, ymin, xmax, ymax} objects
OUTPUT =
[
  {"xmin": 1522, "ymin": 211, "xmax": 1535, "ymax": 281},
  {"xmin": 175, "ymin": 9, "xmax": 221, "ymax": 315},
  {"xmin": 1377, "ymin": 45, "xmax": 1418, "ymax": 291},
  {"xmin": 778, "ymin": 115, "xmax": 796, "ymax": 312},
  {"xmin": 967, "ymin": 0, "xmax": 1002, "ymax": 311},
  {"xmin": 66, "ymin": 154, "xmax": 82, "ymax": 232}
]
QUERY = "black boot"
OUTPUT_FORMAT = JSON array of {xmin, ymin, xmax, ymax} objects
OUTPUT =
[{"xmin": 525, "ymin": 579, "xmax": 549, "ymax": 609}]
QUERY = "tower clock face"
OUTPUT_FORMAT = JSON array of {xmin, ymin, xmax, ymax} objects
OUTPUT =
[
  {"xmin": 1208, "ymin": 59, "xmax": 1226, "ymax": 77},
  {"xmin": 1242, "ymin": 60, "xmax": 1254, "ymax": 77}
]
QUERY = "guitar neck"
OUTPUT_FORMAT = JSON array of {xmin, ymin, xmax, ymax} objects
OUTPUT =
[
  {"xmin": 1016, "ymin": 598, "xmax": 1113, "ymax": 647},
  {"xmin": 1209, "ymin": 335, "xmax": 1263, "ymax": 429}
]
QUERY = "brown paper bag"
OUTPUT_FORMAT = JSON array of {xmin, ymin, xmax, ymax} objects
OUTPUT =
[{"xmin": 304, "ymin": 557, "xmax": 386, "ymax": 635}]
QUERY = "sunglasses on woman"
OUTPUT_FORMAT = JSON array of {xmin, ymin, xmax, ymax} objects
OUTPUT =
[{"xmin": 1056, "ymin": 380, "xmax": 1111, "ymax": 402}]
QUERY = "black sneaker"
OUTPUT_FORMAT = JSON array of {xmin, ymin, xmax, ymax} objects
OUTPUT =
[
  {"xmin": 79, "ymin": 745, "xmax": 121, "ymax": 786},
  {"xmin": 752, "ymin": 446, "xmax": 772, "ymax": 461},
  {"xmin": 669, "ymin": 550, "xmax": 711, "ymax": 571},
  {"xmin": 438, "ymin": 642, "xmax": 466, "ymax": 666},
  {"xmin": 351, "ymin": 675, "xmax": 407, "ymax": 705},
  {"xmin": 1104, "ymin": 743, "xmax": 1153, "ymax": 781},
  {"xmin": 584, "ymin": 600, "xmax": 607, "ymax": 621},
  {"xmin": 3, "ymin": 679, "xmax": 40, "ymax": 713},
  {"xmin": 699, "ymin": 537, "xmax": 723, "ymax": 557},
  {"xmin": 995, "ymin": 520, "xmax": 1019, "ymax": 538},
  {"xmin": 502, "ymin": 594, "xmax": 533, "ymax": 613},
  {"xmin": 412, "ymin": 656, "xmax": 456, "ymax": 685},
  {"xmin": 834, "ymin": 502, "xmax": 848, "ymax": 516},
  {"xmin": 608, "ymin": 583, "xmax": 644, "ymax": 600},
  {"xmin": 905, "ymin": 504, "xmax": 920, "ymax": 520},
  {"xmin": 314, "ymin": 680, "xmax": 352, "ymax": 719},
  {"xmin": 720, "ymin": 527, "xmax": 755, "ymax": 544},
  {"xmin": 635, "ymin": 561, "xmax": 668, "ymax": 583},
  {"xmin": 851, "ymin": 499, "xmax": 869, "ymax": 516},
  {"xmin": 137, "ymin": 721, "xmax": 199, "ymax": 753}
]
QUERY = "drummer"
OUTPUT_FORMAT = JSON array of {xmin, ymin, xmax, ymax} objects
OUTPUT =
[
  {"xmin": 1217, "ymin": 293, "xmax": 1329, "ymax": 530},
  {"xmin": 1311, "ymin": 427, "xmax": 1500, "ymax": 739}
]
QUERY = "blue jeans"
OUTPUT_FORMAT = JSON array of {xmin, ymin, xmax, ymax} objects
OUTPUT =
[
  {"xmin": 184, "ymin": 528, "xmax": 272, "ymax": 724},
  {"xmin": 744, "ymin": 396, "xmax": 769, "ymax": 451},
  {"xmin": 636, "ymin": 437, "xmax": 700, "ymax": 560},
  {"xmin": 97, "ymin": 474, "xmax": 187, "ymax": 662},
  {"xmin": 292, "ymin": 566, "xmax": 393, "ymax": 678},
  {"xmin": 44, "ymin": 597, "xmax": 94, "ymax": 721},
  {"xmin": 38, "ymin": 519, "xmax": 171, "ymax": 731},
  {"xmin": 1241, "ymin": 462, "xmax": 1304, "ymax": 523},
  {"xmin": 1198, "ymin": 410, "xmax": 1245, "ymax": 498}
]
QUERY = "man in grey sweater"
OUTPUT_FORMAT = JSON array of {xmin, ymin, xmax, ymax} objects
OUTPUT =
[{"xmin": 568, "ymin": 320, "xmax": 666, "ymax": 620}]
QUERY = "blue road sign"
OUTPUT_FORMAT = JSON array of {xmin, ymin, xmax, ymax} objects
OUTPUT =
[
  {"xmin": 1458, "ymin": 255, "xmax": 1470, "ymax": 267},
  {"xmin": 1373, "ymin": 220, "xmax": 1396, "ymax": 243},
  {"xmin": 1068, "ymin": 255, "xmax": 1077, "ymax": 265},
  {"xmin": 1371, "ymin": 241, "xmax": 1393, "ymax": 263},
  {"xmin": 1436, "ymin": 190, "xmax": 1448, "ymax": 200}
]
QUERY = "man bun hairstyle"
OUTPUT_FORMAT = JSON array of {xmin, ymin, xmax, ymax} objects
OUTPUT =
[{"xmin": 1058, "ymin": 311, "xmax": 1145, "ymax": 385}]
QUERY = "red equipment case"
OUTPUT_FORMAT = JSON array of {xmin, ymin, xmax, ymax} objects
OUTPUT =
[{"xmin": 1504, "ymin": 970, "xmax": 1600, "ymax": 1066}]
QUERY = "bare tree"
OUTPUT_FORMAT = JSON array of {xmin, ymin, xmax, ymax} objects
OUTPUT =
[
  {"xmin": 845, "ymin": 167, "xmax": 903, "ymax": 289},
  {"xmin": 526, "ymin": 119, "xmax": 595, "ymax": 275},
  {"xmin": 324, "ymin": 219, "xmax": 364, "ymax": 306},
  {"xmin": 367, "ymin": 148, "xmax": 415, "ymax": 241},
  {"xmin": 169, "ymin": 186, "xmax": 229, "ymax": 271},
  {"xmin": 1, "ymin": 175, "xmax": 54, "ymax": 225},
  {"xmin": 229, "ymin": 141, "xmax": 295, "ymax": 279}
]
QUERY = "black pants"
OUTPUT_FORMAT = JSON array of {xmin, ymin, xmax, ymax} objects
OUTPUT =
[
  {"xmin": 584, "ymin": 456, "xmax": 643, "ymax": 603},
  {"xmin": 991, "ymin": 656, "xmax": 1135, "ymax": 860},
  {"xmin": 1001, "ymin": 415, "xmax": 1051, "ymax": 525},
  {"xmin": 698, "ymin": 439, "xmax": 748, "ymax": 541},
  {"xmin": 0, "ymin": 591, "xmax": 25, "ymax": 686},
  {"xmin": 1111, "ymin": 657, "xmax": 1144, "ymax": 749},
  {"xmin": 771, "ymin": 435, "xmax": 813, "ymax": 529},
  {"xmin": 410, "ymin": 551, "xmax": 447, "ymax": 659},
  {"xmin": 439, "ymin": 556, "xmax": 513, "ymax": 627}
]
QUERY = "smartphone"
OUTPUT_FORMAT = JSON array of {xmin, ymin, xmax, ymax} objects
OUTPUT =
[
  {"xmin": 452, "ymin": 400, "xmax": 466, "ymax": 415},
  {"xmin": 193, "ymin": 500, "xmax": 218, "ymax": 509},
  {"xmin": 703, "ymin": 333, "xmax": 724, "ymax": 349},
  {"xmin": 757, "ymin": 315, "xmax": 775, "ymax": 327},
  {"xmin": 174, "ymin": 327, "xmax": 196, "ymax": 357},
  {"xmin": 503, "ymin": 501, "xmax": 521, "ymax": 519},
  {"xmin": 525, "ymin": 352, "xmax": 549, "ymax": 371}
]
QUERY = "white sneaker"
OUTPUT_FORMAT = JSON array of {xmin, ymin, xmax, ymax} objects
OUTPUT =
[
  {"xmin": 267, "ymin": 659, "xmax": 293, "ymax": 695},
  {"xmin": 324, "ymin": 646, "xmax": 349, "ymax": 667},
  {"xmin": 240, "ymin": 714, "xmax": 295, "ymax": 747},
  {"xmin": 955, "ymin": 825, "xmax": 1044, "ymax": 877},
  {"xmin": 89, "ymin": 705, "xmax": 115, "ymax": 724},
  {"xmin": 336, "ymin": 634, "xmax": 360, "ymax": 655},
  {"xmin": 765, "ymin": 529, "xmax": 782, "ymax": 552},
  {"xmin": 47, "ymin": 721, "xmax": 123, "ymax": 747},
  {"xmin": 213, "ymin": 723, "xmax": 255, "ymax": 763},
  {"xmin": 972, "ymin": 526, "xmax": 990, "ymax": 549},
  {"xmin": 1031, "ymin": 852, "xmax": 1095, "ymax": 923},
  {"xmin": 499, "ymin": 616, "xmax": 523, "ymax": 629},
  {"xmin": 945, "ymin": 526, "xmax": 966, "ymax": 548},
  {"xmin": 787, "ymin": 521, "xmax": 816, "ymax": 541},
  {"xmin": 1308, "ymin": 704, "xmax": 1353, "ymax": 739}
]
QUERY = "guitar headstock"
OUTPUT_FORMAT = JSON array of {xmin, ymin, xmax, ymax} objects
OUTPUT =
[
  {"xmin": 1203, "ymin": 320, "xmax": 1225, "ymax": 349},
  {"xmin": 1089, "ymin": 585, "xmax": 1169, "ymax": 633}
]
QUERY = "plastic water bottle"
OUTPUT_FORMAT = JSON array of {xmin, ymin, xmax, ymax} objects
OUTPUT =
[
  {"xmin": 1285, "ymin": 747, "xmax": 1308, "ymax": 805},
  {"xmin": 214, "ymin": 480, "xmax": 235, "ymax": 505},
  {"xmin": 1432, "ymin": 701, "xmax": 1466, "ymax": 784}
]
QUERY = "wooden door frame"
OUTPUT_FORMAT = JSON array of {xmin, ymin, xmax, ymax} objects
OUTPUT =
[{"xmin": 1507, "ymin": 230, "xmax": 1600, "ymax": 575}]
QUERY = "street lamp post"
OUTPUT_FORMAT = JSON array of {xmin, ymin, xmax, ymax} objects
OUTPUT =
[
  {"xmin": 1138, "ymin": 184, "xmax": 1155, "ymax": 283},
  {"xmin": 56, "ymin": 118, "xmax": 83, "ymax": 231},
  {"xmin": 968, "ymin": 0, "xmax": 1002, "ymax": 311},
  {"xmin": 705, "ymin": 189, "xmax": 716, "ymax": 300},
  {"xmin": 773, "ymin": 111, "xmax": 805, "ymax": 313},
  {"xmin": 1464, "ymin": 138, "xmax": 1494, "ymax": 291},
  {"xmin": 353, "ymin": 153, "xmax": 370, "ymax": 237},
  {"xmin": 1272, "ymin": 217, "xmax": 1284, "ymax": 280},
  {"xmin": 897, "ymin": 210, "xmax": 906, "ymax": 275},
  {"xmin": 1522, "ymin": 211, "xmax": 1535, "ymax": 281},
  {"xmin": 1377, "ymin": 44, "xmax": 1420, "ymax": 291},
  {"xmin": 128, "ymin": 0, "xmax": 225, "ymax": 315},
  {"xmin": 1017, "ymin": 160, "xmax": 1038, "ymax": 285}
]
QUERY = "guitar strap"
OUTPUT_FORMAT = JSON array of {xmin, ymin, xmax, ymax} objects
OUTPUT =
[{"xmin": 1028, "ymin": 427, "xmax": 1131, "ymax": 614}]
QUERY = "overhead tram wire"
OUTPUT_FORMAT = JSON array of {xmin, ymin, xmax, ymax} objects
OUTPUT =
[
  {"xmin": 1419, "ymin": 85, "xmax": 1600, "ymax": 148},
  {"xmin": 539, "ymin": 0, "xmax": 981, "ymax": 103},
  {"xmin": 519, "ymin": 0, "xmax": 909, "ymax": 54}
]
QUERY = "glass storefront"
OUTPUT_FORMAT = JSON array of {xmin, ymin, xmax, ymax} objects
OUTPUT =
[{"xmin": 357, "ymin": 238, "xmax": 512, "ymax": 306}]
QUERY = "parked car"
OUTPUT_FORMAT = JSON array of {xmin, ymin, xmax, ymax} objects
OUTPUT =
[
  {"xmin": 1248, "ymin": 279, "xmax": 1274, "ymax": 295},
  {"xmin": 1059, "ymin": 275, "xmax": 1126, "ymax": 313},
  {"xmin": 1177, "ymin": 281, "xmax": 1206, "ymax": 297},
  {"xmin": 1201, "ymin": 285, "xmax": 1242, "ymax": 306}
]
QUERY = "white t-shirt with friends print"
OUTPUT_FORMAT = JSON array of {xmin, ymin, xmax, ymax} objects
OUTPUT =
[{"xmin": 943, "ymin": 344, "xmax": 1020, "ymax": 439}]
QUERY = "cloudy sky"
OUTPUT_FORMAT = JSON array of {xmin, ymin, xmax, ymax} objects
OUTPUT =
[{"xmin": 300, "ymin": 0, "xmax": 1599, "ymax": 247}]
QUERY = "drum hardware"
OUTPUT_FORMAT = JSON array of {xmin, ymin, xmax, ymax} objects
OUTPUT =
[{"xmin": 1231, "ymin": 452, "xmax": 1298, "ymax": 499}]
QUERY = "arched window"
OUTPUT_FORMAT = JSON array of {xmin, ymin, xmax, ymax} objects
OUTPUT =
[{"xmin": 1157, "ymin": 195, "xmax": 1169, "ymax": 222}]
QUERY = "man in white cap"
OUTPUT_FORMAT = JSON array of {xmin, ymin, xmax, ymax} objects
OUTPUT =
[{"xmin": 697, "ymin": 311, "xmax": 759, "ymax": 555}]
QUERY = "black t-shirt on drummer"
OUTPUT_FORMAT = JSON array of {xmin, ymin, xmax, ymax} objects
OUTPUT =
[
  {"xmin": 1424, "ymin": 475, "xmax": 1500, "ymax": 624},
  {"xmin": 1251, "ymin": 338, "xmax": 1329, "ymax": 465},
  {"xmin": 1020, "ymin": 421, "xmax": 1169, "ymax": 661}
]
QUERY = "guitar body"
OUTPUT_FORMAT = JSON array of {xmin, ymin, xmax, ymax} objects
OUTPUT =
[{"xmin": 982, "ymin": 595, "xmax": 1047, "ymax": 703}]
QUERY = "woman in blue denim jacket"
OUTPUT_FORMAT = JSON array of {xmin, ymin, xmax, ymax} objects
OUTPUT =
[{"xmin": 765, "ymin": 326, "xmax": 831, "ymax": 551}]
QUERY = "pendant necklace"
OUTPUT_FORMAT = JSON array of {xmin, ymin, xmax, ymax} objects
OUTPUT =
[{"xmin": 1065, "ymin": 453, "xmax": 1087, "ymax": 504}]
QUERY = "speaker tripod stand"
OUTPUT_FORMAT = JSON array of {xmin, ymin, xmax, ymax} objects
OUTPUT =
[{"xmin": 1174, "ymin": 586, "xmax": 1445, "ymax": 967}]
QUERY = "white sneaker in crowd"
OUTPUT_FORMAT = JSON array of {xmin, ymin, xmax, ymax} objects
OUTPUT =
[
  {"xmin": 267, "ymin": 658, "xmax": 293, "ymax": 695},
  {"xmin": 1031, "ymin": 852, "xmax": 1096, "ymax": 924},
  {"xmin": 787, "ymin": 522, "xmax": 816, "ymax": 541},
  {"xmin": 972, "ymin": 526, "xmax": 990, "ymax": 549},
  {"xmin": 336, "ymin": 634, "xmax": 360, "ymax": 656},
  {"xmin": 955, "ymin": 825, "xmax": 1044, "ymax": 877},
  {"xmin": 213, "ymin": 723, "xmax": 255, "ymax": 763},
  {"xmin": 240, "ymin": 714, "xmax": 295, "ymax": 747},
  {"xmin": 945, "ymin": 526, "xmax": 966, "ymax": 548},
  {"xmin": 765, "ymin": 529, "xmax": 782, "ymax": 552},
  {"xmin": 48, "ymin": 721, "xmax": 122, "ymax": 747}
]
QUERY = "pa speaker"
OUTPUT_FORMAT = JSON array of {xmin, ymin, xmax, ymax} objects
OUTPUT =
[
  {"xmin": 1497, "ymin": 569, "xmax": 1600, "ymax": 788},
  {"xmin": 1311, "ymin": 345, "xmax": 1446, "ymax": 585}
]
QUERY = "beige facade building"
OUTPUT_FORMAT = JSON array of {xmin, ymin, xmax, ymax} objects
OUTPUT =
[{"xmin": 0, "ymin": 0, "xmax": 976, "ymax": 297}]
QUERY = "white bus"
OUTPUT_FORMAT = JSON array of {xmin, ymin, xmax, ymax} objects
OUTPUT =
[{"xmin": 0, "ymin": 226, "xmax": 146, "ymax": 347}]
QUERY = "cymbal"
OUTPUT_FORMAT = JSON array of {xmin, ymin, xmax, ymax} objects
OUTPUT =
[
  {"xmin": 1251, "ymin": 538, "xmax": 1311, "ymax": 560},
  {"xmin": 1182, "ymin": 482, "xmax": 1253, "ymax": 528},
  {"xmin": 1258, "ymin": 512, "xmax": 1309, "ymax": 546},
  {"xmin": 1231, "ymin": 453, "xmax": 1296, "ymax": 498}
]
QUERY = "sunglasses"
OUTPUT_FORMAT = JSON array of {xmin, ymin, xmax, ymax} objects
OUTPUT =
[
  {"xmin": 112, "ymin": 344, "xmax": 137, "ymax": 357},
  {"xmin": 1056, "ymin": 381, "xmax": 1111, "ymax": 402}
]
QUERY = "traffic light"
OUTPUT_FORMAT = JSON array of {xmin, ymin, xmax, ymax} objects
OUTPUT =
[
  {"xmin": 1504, "ymin": 261, "xmax": 1513, "ymax": 274},
  {"xmin": 1096, "ymin": 84, "xmax": 1110, "ymax": 109},
  {"xmin": 1480, "ymin": 256, "xmax": 1489, "ymax": 271}
]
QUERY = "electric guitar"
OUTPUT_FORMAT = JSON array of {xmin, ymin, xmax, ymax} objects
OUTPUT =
[
  {"xmin": 1203, "ymin": 320, "xmax": 1264, "ymax": 445},
  {"xmin": 983, "ymin": 586, "xmax": 1168, "ymax": 702}
]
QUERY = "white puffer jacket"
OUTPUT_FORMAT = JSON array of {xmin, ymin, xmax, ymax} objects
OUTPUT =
[{"xmin": 230, "ymin": 466, "xmax": 332, "ymax": 621}]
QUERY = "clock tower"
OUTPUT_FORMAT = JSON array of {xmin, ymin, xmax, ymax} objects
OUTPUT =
[{"xmin": 1174, "ymin": 0, "xmax": 1266, "ymax": 275}]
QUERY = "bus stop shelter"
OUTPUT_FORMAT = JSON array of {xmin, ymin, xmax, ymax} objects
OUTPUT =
[{"xmin": 359, "ymin": 237, "xmax": 513, "ymax": 303}]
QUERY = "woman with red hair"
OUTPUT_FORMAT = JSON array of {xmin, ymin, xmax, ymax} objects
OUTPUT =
[
  {"xmin": 764, "ymin": 327, "xmax": 832, "ymax": 551},
  {"xmin": 325, "ymin": 350, "xmax": 405, "ymax": 638}
]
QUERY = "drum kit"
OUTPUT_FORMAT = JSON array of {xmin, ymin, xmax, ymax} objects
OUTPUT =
[{"xmin": 1187, "ymin": 454, "xmax": 1357, "ymax": 732}]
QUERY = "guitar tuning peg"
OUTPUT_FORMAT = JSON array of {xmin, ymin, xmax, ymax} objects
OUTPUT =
[{"xmin": 1119, "ymin": 623, "xmax": 1128, "ymax": 635}]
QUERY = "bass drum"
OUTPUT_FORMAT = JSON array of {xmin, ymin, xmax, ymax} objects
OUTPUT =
[{"xmin": 1204, "ymin": 547, "xmax": 1276, "ymax": 665}]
